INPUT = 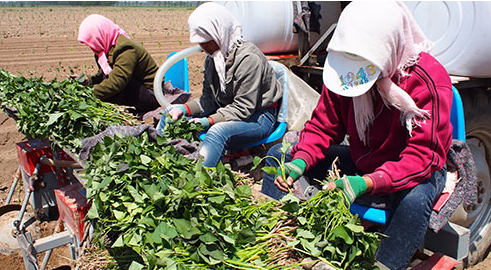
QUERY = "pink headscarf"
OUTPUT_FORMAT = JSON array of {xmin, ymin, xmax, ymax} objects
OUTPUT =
[{"xmin": 78, "ymin": 14, "xmax": 130, "ymax": 75}]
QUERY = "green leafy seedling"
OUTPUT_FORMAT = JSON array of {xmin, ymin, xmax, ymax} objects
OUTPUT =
[{"xmin": 251, "ymin": 141, "xmax": 292, "ymax": 191}]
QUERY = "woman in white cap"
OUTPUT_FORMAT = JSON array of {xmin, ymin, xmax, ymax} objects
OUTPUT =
[
  {"xmin": 261, "ymin": 2, "xmax": 453, "ymax": 269},
  {"xmin": 158, "ymin": 2, "xmax": 282, "ymax": 167}
]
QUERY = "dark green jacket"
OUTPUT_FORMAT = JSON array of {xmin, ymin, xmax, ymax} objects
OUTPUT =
[
  {"xmin": 90, "ymin": 35, "xmax": 158, "ymax": 100},
  {"xmin": 186, "ymin": 41, "xmax": 282, "ymax": 124}
]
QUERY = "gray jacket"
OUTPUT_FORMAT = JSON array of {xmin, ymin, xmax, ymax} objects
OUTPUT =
[{"xmin": 186, "ymin": 41, "xmax": 283, "ymax": 124}]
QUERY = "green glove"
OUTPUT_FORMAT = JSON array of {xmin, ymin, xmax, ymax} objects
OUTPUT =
[
  {"xmin": 333, "ymin": 175, "xmax": 367, "ymax": 204},
  {"xmin": 278, "ymin": 158, "xmax": 307, "ymax": 181}
]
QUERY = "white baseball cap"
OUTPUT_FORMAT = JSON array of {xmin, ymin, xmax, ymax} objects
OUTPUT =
[{"xmin": 323, "ymin": 51, "xmax": 381, "ymax": 97}]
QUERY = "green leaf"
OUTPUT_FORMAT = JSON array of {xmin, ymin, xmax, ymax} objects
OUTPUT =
[
  {"xmin": 46, "ymin": 112, "xmax": 63, "ymax": 126},
  {"xmin": 251, "ymin": 156, "xmax": 263, "ymax": 170},
  {"xmin": 297, "ymin": 216, "xmax": 307, "ymax": 225},
  {"xmin": 197, "ymin": 243, "xmax": 223, "ymax": 264},
  {"xmin": 87, "ymin": 203, "xmax": 99, "ymax": 219},
  {"xmin": 127, "ymin": 185, "xmax": 144, "ymax": 203},
  {"xmin": 332, "ymin": 225, "xmax": 353, "ymax": 244},
  {"xmin": 111, "ymin": 234, "xmax": 124, "ymax": 248},
  {"xmin": 199, "ymin": 232, "xmax": 218, "ymax": 244},
  {"xmin": 261, "ymin": 166, "xmax": 277, "ymax": 175},
  {"xmin": 296, "ymin": 229, "xmax": 315, "ymax": 239},
  {"xmin": 237, "ymin": 228, "xmax": 255, "ymax": 244},
  {"xmin": 208, "ymin": 195, "xmax": 225, "ymax": 204},
  {"xmin": 280, "ymin": 141, "xmax": 291, "ymax": 154},
  {"xmin": 345, "ymin": 223, "xmax": 364, "ymax": 233},
  {"xmin": 140, "ymin": 154, "xmax": 152, "ymax": 165},
  {"xmin": 113, "ymin": 209, "xmax": 124, "ymax": 220},
  {"xmin": 128, "ymin": 261, "xmax": 144, "ymax": 270},
  {"xmin": 156, "ymin": 221, "xmax": 178, "ymax": 241},
  {"xmin": 234, "ymin": 185, "xmax": 251, "ymax": 197}
]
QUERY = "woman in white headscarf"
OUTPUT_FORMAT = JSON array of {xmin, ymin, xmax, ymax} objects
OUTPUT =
[
  {"xmin": 158, "ymin": 2, "xmax": 282, "ymax": 167},
  {"xmin": 262, "ymin": 2, "xmax": 453, "ymax": 269}
]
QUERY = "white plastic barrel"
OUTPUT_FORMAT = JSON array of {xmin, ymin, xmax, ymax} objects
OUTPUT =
[
  {"xmin": 215, "ymin": 1, "xmax": 341, "ymax": 54},
  {"xmin": 405, "ymin": 1, "xmax": 491, "ymax": 78}
]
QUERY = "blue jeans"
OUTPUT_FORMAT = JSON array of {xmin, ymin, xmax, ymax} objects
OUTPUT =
[
  {"xmin": 261, "ymin": 143, "xmax": 446, "ymax": 270},
  {"xmin": 199, "ymin": 107, "xmax": 277, "ymax": 167}
]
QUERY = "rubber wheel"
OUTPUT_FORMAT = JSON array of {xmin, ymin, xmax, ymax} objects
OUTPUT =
[{"xmin": 452, "ymin": 87, "xmax": 491, "ymax": 266}]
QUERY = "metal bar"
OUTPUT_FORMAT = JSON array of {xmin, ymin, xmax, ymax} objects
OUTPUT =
[
  {"xmin": 18, "ymin": 232, "xmax": 39, "ymax": 270},
  {"xmin": 291, "ymin": 65, "xmax": 324, "ymax": 76},
  {"xmin": 32, "ymin": 230, "xmax": 74, "ymax": 253},
  {"xmin": 300, "ymin": 23, "xmax": 337, "ymax": 65},
  {"xmin": 16, "ymin": 189, "xmax": 33, "ymax": 231},
  {"xmin": 16, "ymin": 163, "xmax": 40, "ymax": 231},
  {"xmin": 425, "ymin": 222, "xmax": 470, "ymax": 261},
  {"xmin": 298, "ymin": 31, "xmax": 310, "ymax": 61},
  {"xmin": 39, "ymin": 155, "xmax": 82, "ymax": 168},
  {"xmin": 39, "ymin": 249, "xmax": 53, "ymax": 270},
  {"xmin": 5, "ymin": 166, "xmax": 21, "ymax": 205}
]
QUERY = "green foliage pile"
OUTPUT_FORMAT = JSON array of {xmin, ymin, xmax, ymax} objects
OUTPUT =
[
  {"xmin": 0, "ymin": 69, "xmax": 382, "ymax": 270},
  {"xmin": 84, "ymin": 133, "xmax": 382, "ymax": 270},
  {"xmin": 0, "ymin": 69, "xmax": 137, "ymax": 152},
  {"xmin": 161, "ymin": 114, "xmax": 203, "ymax": 142}
]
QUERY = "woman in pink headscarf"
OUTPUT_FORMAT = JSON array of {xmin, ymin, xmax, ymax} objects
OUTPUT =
[
  {"xmin": 76, "ymin": 14, "xmax": 159, "ymax": 113},
  {"xmin": 262, "ymin": 2, "xmax": 453, "ymax": 269}
]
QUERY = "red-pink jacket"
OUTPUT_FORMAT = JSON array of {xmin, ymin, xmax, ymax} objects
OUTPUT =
[{"xmin": 292, "ymin": 52, "xmax": 453, "ymax": 195}]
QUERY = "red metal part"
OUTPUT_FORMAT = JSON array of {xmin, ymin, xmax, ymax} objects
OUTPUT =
[
  {"xmin": 411, "ymin": 253, "xmax": 463, "ymax": 270},
  {"xmin": 16, "ymin": 139, "xmax": 54, "ymax": 176},
  {"xmin": 16, "ymin": 139, "xmax": 75, "ymax": 186},
  {"xmin": 54, "ymin": 183, "xmax": 91, "ymax": 242}
]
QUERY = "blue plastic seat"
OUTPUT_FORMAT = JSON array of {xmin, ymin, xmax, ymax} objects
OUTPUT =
[
  {"xmin": 349, "ymin": 85, "xmax": 466, "ymax": 224},
  {"xmin": 198, "ymin": 60, "xmax": 289, "ymax": 149},
  {"xmin": 164, "ymin": 52, "xmax": 189, "ymax": 92}
]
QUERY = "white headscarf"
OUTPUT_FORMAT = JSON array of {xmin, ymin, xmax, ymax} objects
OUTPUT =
[
  {"xmin": 188, "ymin": 2, "xmax": 243, "ymax": 93},
  {"xmin": 328, "ymin": 1, "xmax": 433, "ymax": 144}
]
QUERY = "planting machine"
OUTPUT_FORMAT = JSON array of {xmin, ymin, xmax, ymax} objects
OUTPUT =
[{"xmin": 0, "ymin": 138, "xmax": 88, "ymax": 270}]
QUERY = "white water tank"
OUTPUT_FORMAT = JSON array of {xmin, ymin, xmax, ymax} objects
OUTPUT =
[
  {"xmin": 405, "ymin": 1, "xmax": 491, "ymax": 78},
  {"xmin": 216, "ymin": 1, "xmax": 342, "ymax": 54}
]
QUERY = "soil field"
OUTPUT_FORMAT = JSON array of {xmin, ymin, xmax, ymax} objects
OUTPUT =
[
  {"xmin": 0, "ymin": 6, "xmax": 205, "ymax": 270},
  {"xmin": 0, "ymin": 5, "xmax": 490, "ymax": 270}
]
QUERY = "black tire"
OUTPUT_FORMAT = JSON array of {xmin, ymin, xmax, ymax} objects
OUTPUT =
[{"xmin": 454, "ymin": 87, "xmax": 491, "ymax": 266}]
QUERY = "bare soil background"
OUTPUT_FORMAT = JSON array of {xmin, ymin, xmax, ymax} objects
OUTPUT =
[
  {"xmin": 0, "ymin": 6, "xmax": 205, "ymax": 270},
  {"xmin": 0, "ymin": 5, "xmax": 490, "ymax": 270}
]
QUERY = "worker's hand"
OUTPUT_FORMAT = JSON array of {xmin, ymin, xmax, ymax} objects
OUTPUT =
[
  {"xmin": 324, "ymin": 175, "xmax": 368, "ymax": 204},
  {"xmin": 157, "ymin": 105, "xmax": 187, "ymax": 135},
  {"xmin": 274, "ymin": 158, "xmax": 306, "ymax": 192},
  {"xmin": 69, "ymin": 74, "xmax": 89, "ymax": 86},
  {"xmin": 168, "ymin": 105, "xmax": 187, "ymax": 121},
  {"xmin": 190, "ymin": 117, "xmax": 210, "ymax": 130}
]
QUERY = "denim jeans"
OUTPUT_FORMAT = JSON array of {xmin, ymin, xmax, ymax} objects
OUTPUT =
[
  {"xmin": 199, "ymin": 107, "xmax": 277, "ymax": 167},
  {"xmin": 261, "ymin": 142, "xmax": 446, "ymax": 270}
]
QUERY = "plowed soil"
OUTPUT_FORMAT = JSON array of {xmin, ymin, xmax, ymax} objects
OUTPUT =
[{"xmin": 0, "ymin": 6, "xmax": 204, "ymax": 270}]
